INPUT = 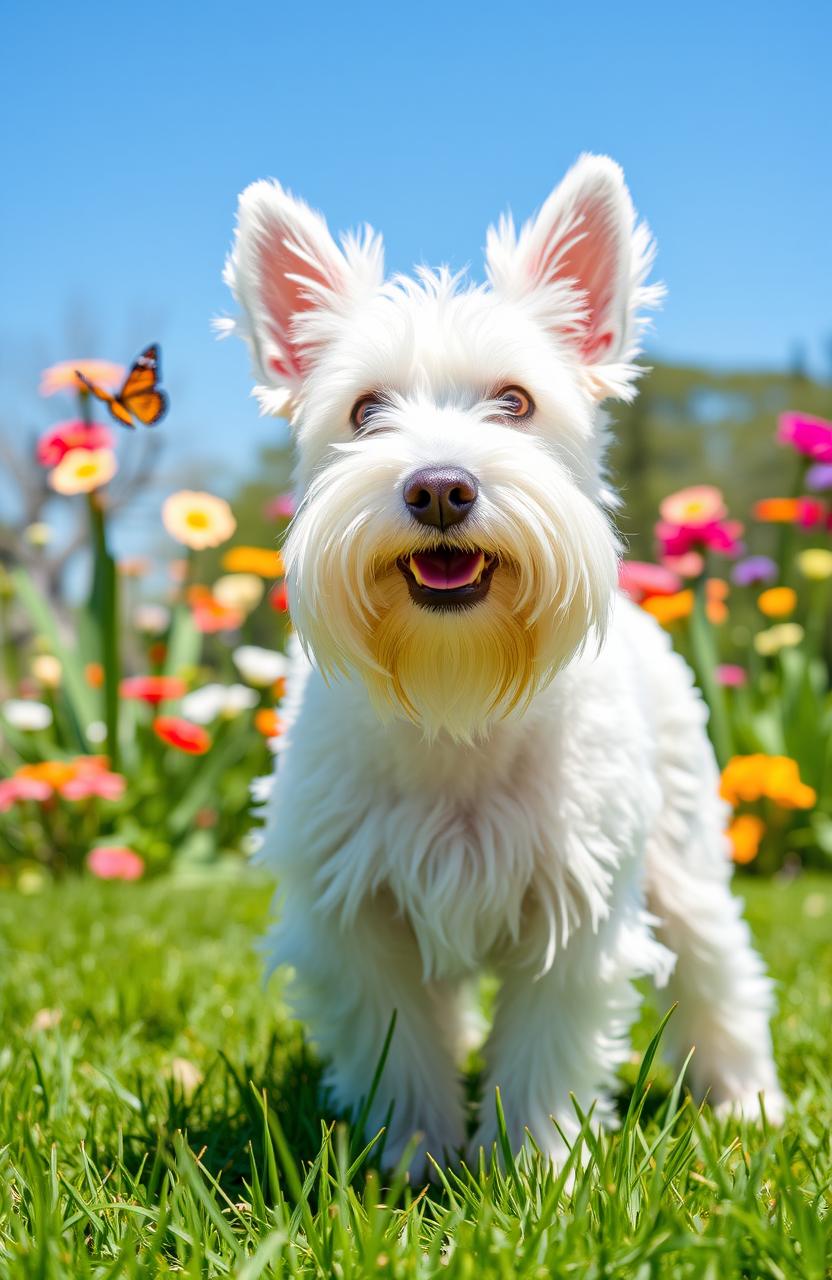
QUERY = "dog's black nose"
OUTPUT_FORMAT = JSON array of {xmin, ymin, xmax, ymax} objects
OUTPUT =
[{"xmin": 403, "ymin": 467, "xmax": 479, "ymax": 529}]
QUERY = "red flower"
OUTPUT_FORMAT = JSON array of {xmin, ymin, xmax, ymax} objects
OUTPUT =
[
  {"xmin": 153, "ymin": 716, "xmax": 212, "ymax": 754},
  {"xmin": 656, "ymin": 517, "xmax": 743, "ymax": 559},
  {"xmin": 120, "ymin": 675, "xmax": 187, "ymax": 706},
  {"xmin": 37, "ymin": 420, "xmax": 114, "ymax": 467},
  {"xmin": 269, "ymin": 582, "xmax": 289, "ymax": 612}
]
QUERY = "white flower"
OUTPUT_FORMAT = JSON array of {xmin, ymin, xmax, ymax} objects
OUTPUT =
[
  {"xmin": 181, "ymin": 683, "xmax": 258, "ymax": 724},
  {"xmin": 2, "ymin": 699, "xmax": 53, "ymax": 731},
  {"xmin": 87, "ymin": 720, "xmax": 107, "ymax": 744},
  {"xmin": 134, "ymin": 603, "xmax": 171, "ymax": 634},
  {"xmin": 249, "ymin": 773, "xmax": 275, "ymax": 804},
  {"xmin": 232, "ymin": 645, "xmax": 289, "ymax": 687}
]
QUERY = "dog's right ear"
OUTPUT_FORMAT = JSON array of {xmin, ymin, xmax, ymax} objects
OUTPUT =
[{"xmin": 219, "ymin": 181, "xmax": 384, "ymax": 416}]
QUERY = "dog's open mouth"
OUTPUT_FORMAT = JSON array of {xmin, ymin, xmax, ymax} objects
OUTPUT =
[{"xmin": 397, "ymin": 547, "xmax": 497, "ymax": 609}]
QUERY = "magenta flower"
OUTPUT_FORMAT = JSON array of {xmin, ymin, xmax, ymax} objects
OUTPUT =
[
  {"xmin": 37, "ymin": 420, "xmax": 115, "ymax": 467},
  {"xmin": 777, "ymin": 412, "xmax": 832, "ymax": 463},
  {"xmin": 656, "ymin": 517, "xmax": 744, "ymax": 559},
  {"xmin": 716, "ymin": 664, "xmax": 747, "ymax": 688},
  {"xmin": 86, "ymin": 845, "xmax": 145, "ymax": 881},
  {"xmin": 732, "ymin": 555, "xmax": 778, "ymax": 586},
  {"xmin": 265, "ymin": 492, "xmax": 296, "ymax": 520}
]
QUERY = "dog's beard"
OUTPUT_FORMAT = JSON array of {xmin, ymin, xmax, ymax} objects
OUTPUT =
[{"xmin": 285, "ymin": 438, "xmax": 619, "ymax": 739}]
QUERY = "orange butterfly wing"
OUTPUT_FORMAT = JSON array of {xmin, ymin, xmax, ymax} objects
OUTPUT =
[{"xmin": 76, "ymin": 344, "xmax": 168, "ymax": 429}]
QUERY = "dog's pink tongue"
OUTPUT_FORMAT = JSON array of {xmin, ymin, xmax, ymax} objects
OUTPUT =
[{"xmin": 410, "ymin": 550, "xmax": 484, "ymax": 590}]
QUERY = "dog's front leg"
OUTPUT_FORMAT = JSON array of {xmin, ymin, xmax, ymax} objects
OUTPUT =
[
  {"xmin": 474, "ymin": 926, "xmax": 640, "ymax": 1166},
  {"xmin": 271, "ymin": 892, "xmax": 467, "ymax": 1173}
]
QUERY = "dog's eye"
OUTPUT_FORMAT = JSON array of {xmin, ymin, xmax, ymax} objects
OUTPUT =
[
  {"xmin": 493, "ymin": 386, "xmax": 534, "ymax": 422},
  {"xmin": 350, "ymin": 393, "xmax": 385, "ymax": 431}
]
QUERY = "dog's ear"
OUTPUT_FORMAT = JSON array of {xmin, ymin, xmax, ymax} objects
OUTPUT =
[
  {"xmin": 485, "ymin": 154, "xmax": 663, "ymax": 400},
  {"xmin": 220, "ymin": 181, "xmax": 384, "ymax": 415}
]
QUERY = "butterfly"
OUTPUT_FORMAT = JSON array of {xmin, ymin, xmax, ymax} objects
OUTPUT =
[{"xmin": 76, "ymin": 343, "xmax": 168, "ymax": 429}]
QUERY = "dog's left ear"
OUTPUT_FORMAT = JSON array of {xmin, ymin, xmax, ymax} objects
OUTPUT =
[
  {"xmin": 220, "ymin": 181, "xmax": 384, "ymax": 416},
  {"xmin": 485, "ymin": 154, "xmax": 663, "ymax": 400}
]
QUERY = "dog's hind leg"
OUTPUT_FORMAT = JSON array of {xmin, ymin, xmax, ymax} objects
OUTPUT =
[
  {"xmin": 267, "ymin": 890, "xmax": 467, "ymax": 1172},
  {"xmin": 644, "ymin": 650, "xmax": 784, "ymax": 1122}
]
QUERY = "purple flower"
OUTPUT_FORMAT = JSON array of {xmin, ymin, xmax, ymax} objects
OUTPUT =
[
  {"xmin": 806, "ymin": 463, "xmax": 832, "ymax": 492},
  {"xmin": 732, "ymin": 555, "xmax": 778, "ymax": 586}
]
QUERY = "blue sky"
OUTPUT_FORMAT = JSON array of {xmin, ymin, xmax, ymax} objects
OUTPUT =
[{"xmin": 2, "ymin": 0, "xmax": 830, "ymax": 490}]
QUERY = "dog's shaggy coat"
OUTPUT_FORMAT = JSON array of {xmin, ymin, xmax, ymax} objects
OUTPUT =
[{"xmin": 224, "ymin": 155, "xmax": 783, "ymax": 1169}]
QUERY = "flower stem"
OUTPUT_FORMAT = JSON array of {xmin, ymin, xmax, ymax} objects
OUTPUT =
[
  {"xmin": 87, "ymin": 495, "xmax": 120, "ymax": 770},
  {"xmin": 689, "ymin": 573, "xmax": 733, "ymax": 767}
]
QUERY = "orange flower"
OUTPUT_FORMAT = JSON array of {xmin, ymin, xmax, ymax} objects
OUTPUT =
[
  {"xmin": 728, "ymin": 814, "xmax": 765, "ymax": 865},
  {"xmin": 222, "ymin": 546, "xmax": 284, "ymax": 577},
  {"xmin": 17, "ymin": 760, "xmax": 78, "ymax": 790},
  {"xmin": 153, "ymin": 716, "xmax": 212, "ymax": 754},
  {"xmin": 254, "ymin": 708, "xmax": 284, "ymax": 737},
  {"xmin": 39, "ymin": 359, "xmax": 125, "ymax": 397},
  {"xmin": 191, "ymin": 595, "xmax": 244, "ymax": 634},
  {"xmin": 706, "ymin": 577, "xmax": 730, "ymax": 625},
  {"xmin": 85, "ymin": 662, "xmax": 104, "ymax": 688},
  {"xmin": 162, "ymin": 491, "xmax": 236, "ymax": 550},
  {"xmin": 752, "ymin": 498, "xmax": 800, "ymax": 523},
  {"xmin": 720, "ymin": 754, "xmax": 816, "ymax": 810},
  {"xmin": 757, "ymin": 586, "xmax": 797, "ymax": 619},
  {"xmin": 641, "ymin": 589, "xmax": 694, "ymax": 626},
  {"xmin": 120, "ymin": 675, "xmax": 187, "ymax": 705},
  {"xmin": 49, "ymin": 447, "xmax": 117, "ymax": 495}
]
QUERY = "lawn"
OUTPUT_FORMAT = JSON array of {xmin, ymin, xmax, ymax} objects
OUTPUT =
[{"xmin": 1, "ymin": 870, "xmax": 830, "ymax": 1278}]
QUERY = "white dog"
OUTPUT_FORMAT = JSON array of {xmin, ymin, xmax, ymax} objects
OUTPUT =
[{"xmin": 223, "ymin": 155, "xmax": 783, "ymax": 1170}]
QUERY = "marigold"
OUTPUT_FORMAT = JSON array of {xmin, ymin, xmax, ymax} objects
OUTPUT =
[
  {"xmin": 720, "ymin": 754, "xmax": 816, "ymax": 809},
  {"xmin": 153, "ymin": 716, "xmax": 212, "ymax": 754},
  {"xmin": 162, "ymin": 491, "xmax": 236, "ymax": 550},
  {"xmin": 222, "ymin": 545, "xmax": 284, "ymax": 577},
  {"xmin": 757, "ymin": 586, "xmax": 797, "ymax": 618},
  {"xmin": 39, "ymin": 359, "xmax": 124, "ymax": 397},
  {"xmin": 49, "ymin": 447, "xmax": 117, "ymax": 495},
  {"xmin": 254, "ymin": 707, "xmax": 284, "ymax": 737},
  {"xmin": 728, "ymin": 814, "xmax": 765, "ymax": 865},
  {"xmin": 640, "ymin": 589, "xmax": 694, "ymax": 626}
]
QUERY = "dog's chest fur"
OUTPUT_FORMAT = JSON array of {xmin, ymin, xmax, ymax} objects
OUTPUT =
[{"xmin": 265, "ymin": 602, "xmax": 664, "ymax": 980}]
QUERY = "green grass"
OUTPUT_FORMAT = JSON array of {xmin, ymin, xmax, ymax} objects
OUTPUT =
[{"xmin": 0, "ymin": 871, "xmax": 830, "ymax": 1277}]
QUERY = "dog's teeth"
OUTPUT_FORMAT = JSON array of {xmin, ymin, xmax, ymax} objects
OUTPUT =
[{"xmin": 409, "ymin": 554, "xmax": 426, "ymax": 586}]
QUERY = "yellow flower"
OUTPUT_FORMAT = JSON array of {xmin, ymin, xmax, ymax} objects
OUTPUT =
[
  {"xmin": 48, "ymin": 447, "xmax": 117, "ymax": 495},
  {"xmin": 222, "ymin": 545, "xmax": 285, "ymax": 577},
  {"xmin": 757, "ymin": 586, "xmax": 797, "ymax": 618},
  {"xmin": 753, "ymin": 623, "xmax": 804, "ymax": 656},
  {"xmin": 797, "ymin": 548, "xmax": 832, "ymax": 581},
  {"xmin": 161, "ymin": 491, "xmax": 237, "ymax": 550},
  {"xmin": 640, "ymin": 589, "xmax": 694, "ymax": 626},
  {"xmin": 39, "ymin": 359, "xmax": 125, "ymax": 397},
  {"xmin": 31, "ymin": 655, "xmax": 62, "ymax": 688},
  {"xmin": 728, "ymin": 814, "xmax": 765, "ymax": 865},
  {"xmin": 213, "ymin": 573, "xmax": 264, "ymax": 614}
]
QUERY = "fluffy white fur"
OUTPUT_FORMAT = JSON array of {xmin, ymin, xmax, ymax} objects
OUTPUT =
[{"xmin": 225, "ymin": 155, "xmax": 783, "ymax": 1170}]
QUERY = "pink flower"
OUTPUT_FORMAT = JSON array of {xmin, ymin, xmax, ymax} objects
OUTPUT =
[
  {"xmin": 0, "ymin": 776, "xmax": 53, "ymax": 812},
  {"xmin": 656, "ymin": 517, "xmax": 744, "ymax": 559},
  {"xmin": 265, "ymin": 493, "xmax": 296, "ymax": 520},
  {"xmin": 37, "ymin": 421, "xmax": 114, "ymax": 467},
  {"xmin": 777, "ymin": 412, "xmax": 832, "ymax": 463},
  {"xmin": 661, "ymin": 552, "xmax": 705, "ymax": 578},
  {"xmin": 619, "ymin": 560, "xmax": 682, "ymax": 602},
  {"xmin": 86, "ymin": 845, "xmax": 145, "ymax": 881},
  {"xmin": 62, "ymin": 770, "xmax": 126, "ymax": 801},
  {"xmin": 716, "ymin": 664, "xmax": 748, "ymax": 688},
  {"xmin": 659, "ymin": 485, "xmax": 727, "ymax": 528}
]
